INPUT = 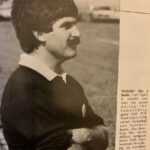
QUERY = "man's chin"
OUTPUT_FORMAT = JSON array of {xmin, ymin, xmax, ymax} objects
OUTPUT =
[
  {"xmin": 66, "ymin": 52, "xmax": 77, "ymax": 60},
  {"xmin": 65, "ymin": 47, "xmax": 77, "ymax": 58}
]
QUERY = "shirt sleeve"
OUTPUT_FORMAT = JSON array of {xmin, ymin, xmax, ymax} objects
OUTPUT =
[
  {"xmin": 79, "ymin": 87, "xmax": 105, "ymax": 128},
  {"xmin": 68, "ymin": 75, "xmax": 105, "ymax": 128},
  {"xmin": 84, "ymin": 100, "xmax": 105, "ymax": 127}
]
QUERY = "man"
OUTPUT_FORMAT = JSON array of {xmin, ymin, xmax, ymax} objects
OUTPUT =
[{"xmin": 1, "ymin": 0, "xmax": 108, "ymax": 149}]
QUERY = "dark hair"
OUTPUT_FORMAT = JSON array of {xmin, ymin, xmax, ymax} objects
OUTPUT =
[{"xmin": 11, "ymin": 0, "xmax": 78, "ymax": 53}]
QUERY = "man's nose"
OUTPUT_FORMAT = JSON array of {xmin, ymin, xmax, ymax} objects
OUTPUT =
[{"xmin": 71, "ymin": 25, "xmax": 81, "ymax": 38}]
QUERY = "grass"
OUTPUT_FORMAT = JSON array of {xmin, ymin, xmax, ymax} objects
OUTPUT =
[{"xmin": 0, "ymin": 21, "xmax": 119, "ymax": 150}]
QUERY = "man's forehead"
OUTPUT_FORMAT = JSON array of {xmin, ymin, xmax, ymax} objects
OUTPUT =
[{"xmin": 53, "ymin": 17, "xmax": 77, "ymax": 28}]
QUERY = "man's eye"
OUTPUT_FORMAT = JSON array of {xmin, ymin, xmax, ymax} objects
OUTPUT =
[{"xmin": 61, "ymin": 23, "xmax": 73, "ymax": 29}]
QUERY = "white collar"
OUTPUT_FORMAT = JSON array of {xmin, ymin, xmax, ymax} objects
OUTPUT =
[{"xmin": 18, "ymin": 53, "xmax": 67, "ymax": 83}]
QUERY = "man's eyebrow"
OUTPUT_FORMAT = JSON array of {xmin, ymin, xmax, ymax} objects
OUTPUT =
[{"xmin": 60, "ymin": 20, "xmax": 77, "ymax": 27}]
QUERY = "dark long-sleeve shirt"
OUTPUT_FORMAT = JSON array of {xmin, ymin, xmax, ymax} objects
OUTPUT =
[{"xmin": 1, "ymin": 65, "xmax": 104, "ymax": 150}]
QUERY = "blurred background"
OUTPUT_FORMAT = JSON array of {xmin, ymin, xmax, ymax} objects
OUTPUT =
[{"xmin": 0, "ymin": 0, "xmax": 119, "ymax": 149}]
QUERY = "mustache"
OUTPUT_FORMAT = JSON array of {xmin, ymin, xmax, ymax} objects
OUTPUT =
[{"xmin": 67, "ymin": 37, "xmax": 80, "ymax": 46}]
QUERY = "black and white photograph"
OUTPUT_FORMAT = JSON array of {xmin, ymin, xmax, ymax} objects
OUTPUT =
[{"xmin": 0, "ymin": 0, "xmax": 119, "ymax": 149}]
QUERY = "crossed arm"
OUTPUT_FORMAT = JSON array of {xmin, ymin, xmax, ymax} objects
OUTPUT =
[{"xmin": 68, "ymin": 125, "xmax": 109, "ymax": 150}]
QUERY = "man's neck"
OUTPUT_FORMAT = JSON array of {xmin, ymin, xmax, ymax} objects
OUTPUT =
[{"xmin": 30, "ymin": 46, "xmax": 64, "ymax": 74}]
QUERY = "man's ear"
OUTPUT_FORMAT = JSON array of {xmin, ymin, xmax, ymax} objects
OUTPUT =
[{"xmin": 33, "ymin": 31, "xmax": 45, "ymax": 42}]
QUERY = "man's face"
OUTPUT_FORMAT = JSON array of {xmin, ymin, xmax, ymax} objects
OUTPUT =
[{"xmin": 41, "ymin": 17, "xmax": 81, "ymax": 61}]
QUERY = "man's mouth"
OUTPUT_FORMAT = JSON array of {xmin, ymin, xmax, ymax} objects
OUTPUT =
[{"xmin": 67, "ymin": 37, "xmax": 80, "ymax": 48}]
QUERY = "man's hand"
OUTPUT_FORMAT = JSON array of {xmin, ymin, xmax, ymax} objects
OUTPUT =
[
  {"xmin": 85, "ymin": 126, "xmax": 109, "ymax": 150},
  {"xmin": 70, "ymin": 128, "xmax": 92, "ymax": 144},
  {"xmin": 69, "ymin": 126, "xmax": 109, "ymax": 150}
]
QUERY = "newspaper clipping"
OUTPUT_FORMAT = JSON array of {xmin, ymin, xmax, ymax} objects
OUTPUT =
[{"xmin": 116, "ymin": 0, "xmax": 150, "ymax": 149}]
